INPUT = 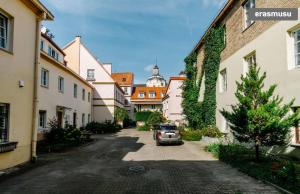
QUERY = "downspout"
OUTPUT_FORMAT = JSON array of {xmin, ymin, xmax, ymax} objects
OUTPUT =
[{"xmin": 31, "ymin": 14, "xmax": 44, "ymax": 162}]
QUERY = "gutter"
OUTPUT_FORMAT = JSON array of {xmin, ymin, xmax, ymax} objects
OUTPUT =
[{"xmin": 31, "ymin": 14, "xmax": 44, "ymax": 162}]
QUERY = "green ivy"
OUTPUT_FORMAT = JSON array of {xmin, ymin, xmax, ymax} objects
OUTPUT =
[
  {"xmin": 182, "ymin": 53, "xmax": 202, "ymax": 128},
  {"xmin": 201, "ymin": 26, "xmax": 225, "ymax": 126},
  {"xmin": 182, "ymin": 26, "xmax": 224, "ymax": 128}
]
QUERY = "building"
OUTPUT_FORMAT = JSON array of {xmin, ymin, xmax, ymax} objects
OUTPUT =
[
  {"xmin": 131, "ymin": 85, "xmax": 166, "ymax": 112},
  {"xmin": 0, "ymin": 0, "xmax": 53, "ymax": 170},
  {"xmin": 111, "ymin": 73, "xmax": 135, "ymax": 119},
  {"xmin": 38, "ymin": 32, "xmax": 93, "ymax": 140},
  {"xmin": 146, "ymin": 65, "xmax": 167, "ymax": 87},
  {"xmin": 63, "ymin": 36, "xmax": 125, "ymax": 123},
  {"xmin": 162, "ymin": 76, "xmax": 186, "ymax": 125},
  {"xmin": 192, "ymin": 0, "xmax": 300, "ymax": 146},
  {"xmin": 131, "ymin": 65, "xmax": 166, "ymax": 112}
]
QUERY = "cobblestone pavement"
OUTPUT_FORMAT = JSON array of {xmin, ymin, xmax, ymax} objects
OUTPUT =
[{"xmin": 0, "ymin": 129, "xmax": 278, "ymax": 194}]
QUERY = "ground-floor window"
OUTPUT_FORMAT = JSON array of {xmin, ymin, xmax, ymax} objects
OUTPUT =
[
  {"xmin": 39, "ymin": 110, "xmax": 47, "ymax": 129},
  {"xmin": 73, "ymin": 112, "xmax": 77, "ymax": 127},
  {"xmin": 151, "ymin": 105, "xmax": 156, "ymax": 109},
  {"xmin": 0, "ymin": 103, "xmax": 9, "ymax": 142},
  {"xmin": 88, "ymin": 114, "xmax": 91, "ymax": 123},
  {"xmin": 82, "ymin": 113, "xmax": 85, "ymax": 127}
]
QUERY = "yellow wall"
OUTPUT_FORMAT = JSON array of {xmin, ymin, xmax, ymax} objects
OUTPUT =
[{"xmin": 0, "ymin": 0, "xmax": 38, "ymax": 170}]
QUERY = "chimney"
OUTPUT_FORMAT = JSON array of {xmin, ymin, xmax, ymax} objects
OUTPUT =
[
  {"xmin": 75, "ymin": 35, "xmax": 81, "ymax": 43},
  {"xmin": 102, "ymin": 63, "xmax": 112, "ymax": 75}
]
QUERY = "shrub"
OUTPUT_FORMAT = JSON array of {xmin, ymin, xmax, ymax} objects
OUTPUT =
[
  {"xmin": 114, "ymin": 107, "xmax": 129, "ymax": 123},
  {"xmin": 204, "ymin": 143, "xmax": 221, "ymax": 158},
  {"xmin": 85, "ymin": 121, "xmax": 121, "ymax": 134},
  {"xmin": 138, "ymin": 124, "xmax": 150, "ymax": 131},
  {"xmin": 201, "ymin": 125, "xmax": 223, "ymax": 138},
  {"xmin": 147, "ymin": 111, "xmax": 165, "ymax": 128},
  {"xmin": 135, "ymin": 111, "xmax": 152, "ymax": 122},
  {"xmin": 180, "ymin": 130, "xmax": 202, "ymax": 141}
]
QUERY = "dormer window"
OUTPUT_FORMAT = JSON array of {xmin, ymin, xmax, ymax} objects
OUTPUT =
[
  {"xmin": 138, "ymin": 92, "xmax": 145, "ymax": 98},
  {"xmin": 48, "ymin": 46, "xmax": 59, "ymax": 61},
  {"xmin": 149, "ymin": 92, "xmax": 156, "ymax": 98},
  {"xmin": 122, "ymin": 78, "xmax": 126, "ymax": 82}
]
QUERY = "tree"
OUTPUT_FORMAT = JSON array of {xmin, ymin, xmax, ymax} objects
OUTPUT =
[
  {"xmin": 147, "ymin": 111, "xmax": 165, "ymax": 129},
  {"xmin": 114, "ymin": 107, "xmax": 128, "ymax": 124},
  {"xmin": 220, "ymin": 65, "xmax": 299, "ymax": 161}
]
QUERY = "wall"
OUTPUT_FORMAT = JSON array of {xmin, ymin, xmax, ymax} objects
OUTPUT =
[
  {"xmin": 63, "ymin": 37, "xmax": 80, "ymax": 74},
  {"xmin": 216, "ymin": 15, "xmax": 300, "ymax": 144},
  {"xmin": 39, "ymin": 55, "xmax": 92, "ymax": 135},
  {"xmin": 0, "ymin": 0, "xmax": 37, "ymax": 170}
]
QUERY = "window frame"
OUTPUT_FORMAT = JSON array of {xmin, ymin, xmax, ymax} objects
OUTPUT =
[
  {"xmin": 293, "ymin": 29, "xmax": 300, "ymax": 68},
  {"xmin": 82, "ymin": 89, "xmax": 85, "ymax": 101},
  {"xmin": 220, "ymin": 69, "xmax": 227, "ymax": 93},
  {"xmin": 74, "ymin": 84, "xmax": 78, "ymax": 98},
  {"xmin": 0, "ymin": 13, "xmax": 8, "ymax": 50},
  {"xmin": 148, "ymin": 92, "xmax": 156, "ymax": 98},
  {"xmin": 87, "ymin": 69, "xmax": 95, "ymax": 80},
  {"xmin": 0, "ymin": 103, "xmax": 9, "ymax": 142},
  {"xmin": 244, "ymin": 51, "xmax": 256, "ymax": 75},
  {"xmin": 39, "ymin": 110, "xmax": 47, "ymax": 129},
  {"xmin": 58, "ymin": 76, "xmax": 64, "ymax": 93},
  {"xmin": 243, "ymin": 0, "xmax": 255, "ymax": 29},
  {"xmin": 41, "ymin": 68, "xmax": 49, "ymax": 88},
  {"xmin": 138, "ymin": 92, "xmax": 145, "ymax": 98},
  {"xmin": 82, "ymin": 113, "xmax": 85, "ymax": 127}
]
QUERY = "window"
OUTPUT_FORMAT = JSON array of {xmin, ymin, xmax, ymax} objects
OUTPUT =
[
  {"xmin": 41, "ymin": 68, "xmax": 49, "ymax": 87},
  {"xmin": 243, "ymin": 0, "xmax": 255, "ymax": 28},
  {"xmin": 87, "ymin": 69, "xmax": 95, "ymax": 80},
  {"xmin": 39, "ymin": 110, "xmax": 46, "ymax": 129},
  {"xmin": 82, "ymin": 89, "xmax": 85, "ymax": 100},
  {"xmin": 293, "ymin": 29, "xmax": 300, "ymax": 68},
  {"xmin": 123, "ymin": 87, "xmax": 128, "ymax": 95},
  {"xmin": 73, "ymin": 112, "xmax": 77, "ymax": 127},
  {"xmin": 244, "ymin": 52, "xmax": 256, "ymax": 74},
  {"xmin": 82, "ymin": 113, "xmax": 85, "ymax": 127},
  {"xmin": 74, "ymin": 84, "xmax": 77, "ymax": 98},
  {"xmin": 122, "ymin": 78, "xmax": 126, "ymax": 82},
  {"xmin": 58, "ymin": 76, "xmax": 64, "ymax": 93},
  {"xmin": 88, "ymin": 114, "xmax": 91, "ymax": 123},
  {"xmin": 40, "ymin": 40, "xmax": 44, "ymax": 51},
  {"xmin": 138, "ymin": 92, "xmax": 145, "ymax": 98},
  {"xmin": 220, "ymin": 69, "xmax": 227, "ymax": 93},
  {"xmin": 125, "ymin": 99, "xmax": 129, "ymax": 106},
  {"xmin": 0, "ymin": 103, "xmax": 9, "ymax": 142},
  {"xmin": 0, "ymin": 13, "xmax": 8, "ymax": 50},
  {"xmin": 151, "ymin": 105, "xmax": 156, "ymax": 109},
  {"xmin": 88, "ymin": 92, "xmax": 91, "ymax": 102},
  {"xmin": 48, "ymin": 47, "xmax": 59, "ymax": 61},
  {"xmin": 149, "ymin": 92, "xmax": 156, "ymax": 98}
]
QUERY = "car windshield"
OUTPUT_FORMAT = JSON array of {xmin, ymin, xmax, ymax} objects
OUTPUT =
[{"xmin": 160, "ymin": 126, "xmax": 176, "ymax": 130}]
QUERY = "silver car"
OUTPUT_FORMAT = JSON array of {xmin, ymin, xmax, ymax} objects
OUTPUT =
[{"xmin": 153, "ymin": 124, "xmax": 182, "ymax": 146}]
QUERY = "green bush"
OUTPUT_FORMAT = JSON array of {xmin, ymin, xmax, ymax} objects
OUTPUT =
[
  {"xmin": 85, "ymin": 121, "xmax": 121, "ymax": 134},
  {"xmin": 205, "ymin": 144, "xmax": 300, "ymax": 193},
  {"xmin": 138, "ymin": 124, "xmax": 150, "ymax": 131},
  {"xmin": 201, "ymin": 125, "xmax": 223, "ymax": 138},
  {"xmin": 180, "ymin": 130, "xmax": 202, "ymax": 141},
  {"xmin": 135, "ymin": 111, "xmax": 152, "ymax": 122},
  {"xmin": 147, "ymin": 111, "xmax": 165, "ymax": 128},
  {"xmin": 204, "ymin": 143, "xmax": 221, "ymax": 158}
]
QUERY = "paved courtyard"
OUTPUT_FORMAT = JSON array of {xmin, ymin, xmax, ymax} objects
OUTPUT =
[{"xmin": 0, "ymin": 129, "xmax": 278, "ymax": 194}]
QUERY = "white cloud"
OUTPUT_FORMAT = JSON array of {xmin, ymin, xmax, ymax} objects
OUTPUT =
[{"xmin": 144, "ymin": 64, "xmax": 154, "ymax": 72}]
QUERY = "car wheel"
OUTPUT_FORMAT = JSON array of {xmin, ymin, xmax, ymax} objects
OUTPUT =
[{"xmin": 156, "ymin": 140, "xmax": 160, "ymax": 146}]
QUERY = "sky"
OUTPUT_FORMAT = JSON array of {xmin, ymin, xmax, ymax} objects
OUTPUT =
[{"xmin": 41, "ymin": 0, "xmax": 226, "ymax": 84}]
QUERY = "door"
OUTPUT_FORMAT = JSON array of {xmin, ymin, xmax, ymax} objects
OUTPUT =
[{"xmin": 57, "ymin": 111, "xmax": 63, "ymax": 128}]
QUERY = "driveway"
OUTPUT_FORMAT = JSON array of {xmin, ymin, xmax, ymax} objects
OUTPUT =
[{"xmin": 0, "ymin": 129, "xmax": 278, "ymax": 194}]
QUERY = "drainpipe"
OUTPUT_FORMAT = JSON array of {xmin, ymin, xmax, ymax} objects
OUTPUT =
[{"xmin": 31, "ymin": 15, "xmax": 44, "ymax": 162}]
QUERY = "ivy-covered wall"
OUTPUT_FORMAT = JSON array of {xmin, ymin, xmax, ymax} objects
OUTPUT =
[{"xmin": 183, "ymin": 26, "xmax": 224, "ymax": 129}]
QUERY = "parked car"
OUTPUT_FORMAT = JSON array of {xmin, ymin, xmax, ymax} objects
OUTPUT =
[{"xmin": 153, "ymin": 124, "xmax": 182, "ymax": 146}]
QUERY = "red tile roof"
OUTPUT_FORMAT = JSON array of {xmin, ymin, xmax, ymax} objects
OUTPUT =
[
  {"xmin": 111, "ymin": 72, "xmax": 134, "ymax": 86},
  {"xmin": 131, "ymin": 86, "xmax": 167, "ymax": 101}
]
